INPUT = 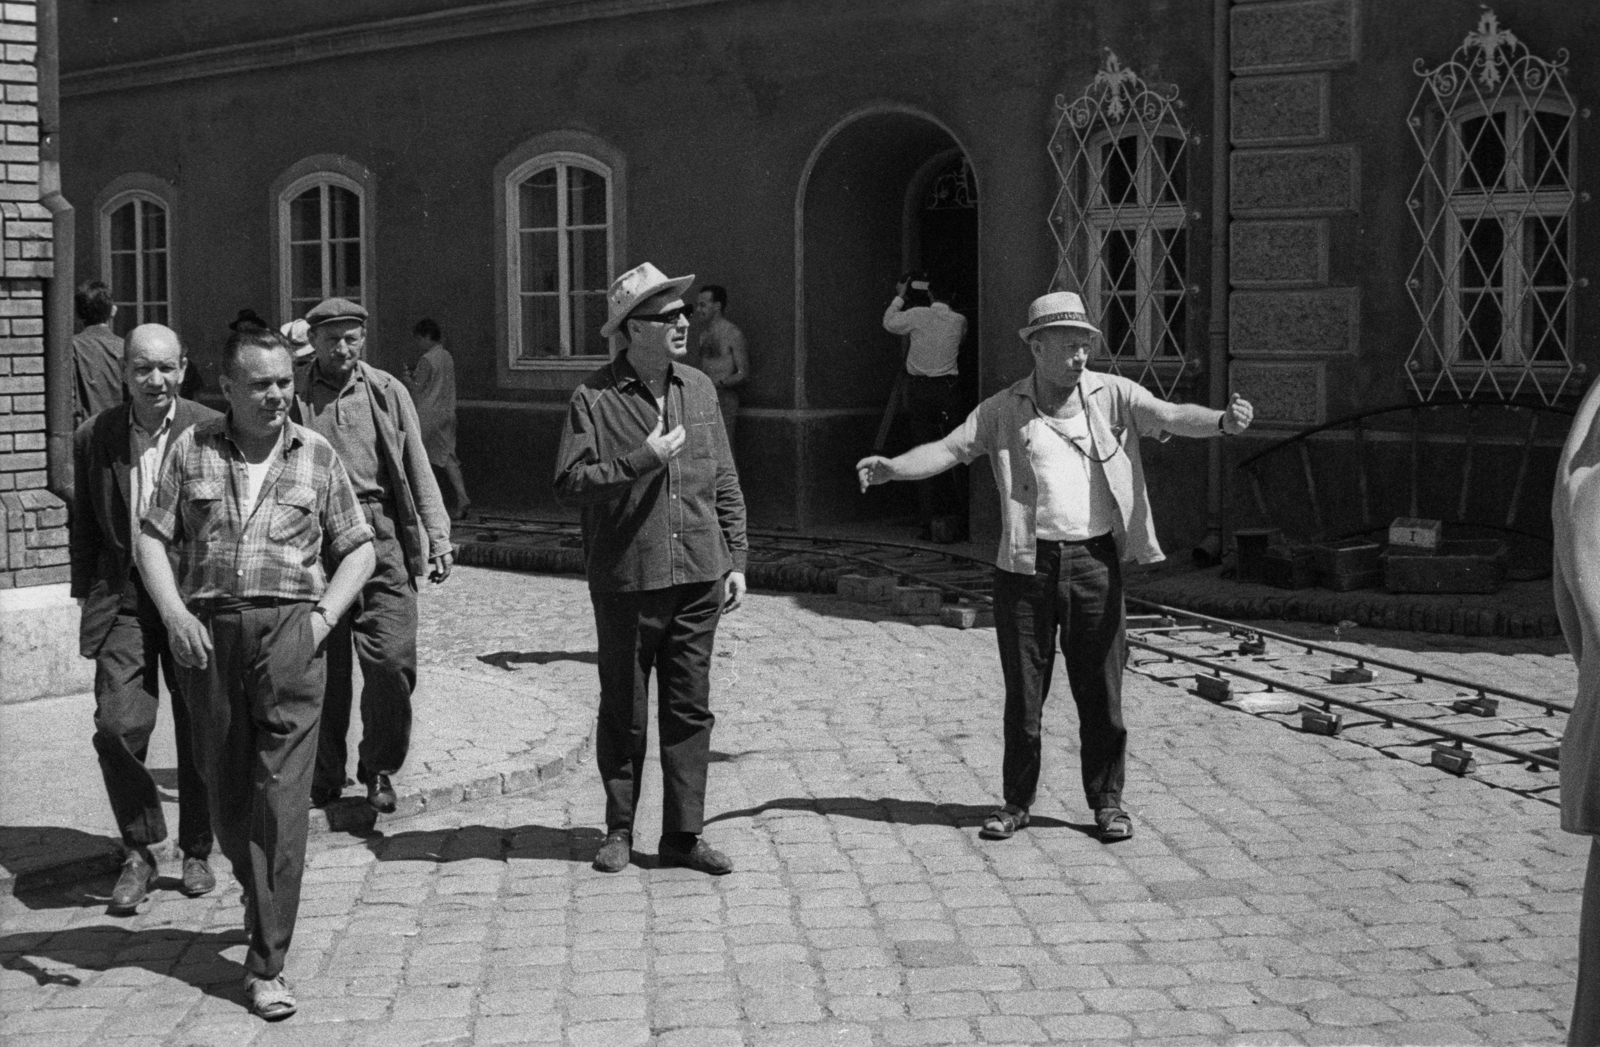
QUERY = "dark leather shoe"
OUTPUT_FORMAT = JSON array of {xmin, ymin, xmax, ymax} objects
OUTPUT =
[
  {"xmin": 658, "ymin": 837, "xmax": 733, "ymax": 876},
  {"xmin": 108, "ymin": 848, "xmax": 156, "ymax": 914},
  {"xmin": 592, "ymin": 831, "xmax": 631, "ymax": 873},
  {"xmin": 366, "ymin": 774, "xmax": 397, "ymax": 814},
  {"xmin": 180, "ymin": 856, "xmax": 216, "ymax": 897}
]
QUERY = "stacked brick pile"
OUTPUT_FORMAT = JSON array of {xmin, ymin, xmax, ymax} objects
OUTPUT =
[{"xmin": 0, "ymin": 0, "xmax": 61, "ymax": 590}]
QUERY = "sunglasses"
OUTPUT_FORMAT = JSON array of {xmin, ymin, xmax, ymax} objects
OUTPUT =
[{"xmin": 630, "ymin": 304, "xmax": 694, "ymax": 325}]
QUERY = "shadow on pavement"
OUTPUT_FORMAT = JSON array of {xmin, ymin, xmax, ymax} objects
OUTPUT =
[
  {"xmin": 477, "ymin": 650, "xmax": 599, "ymax": 670},
  {"xmin": 362, "ymin": 823, "xmax": 606, "ymax": 865},
  {"xmin": 702, "ymin": 796, "xmax": 1086, "ymax": 834},
  {"xmin": 0, "ymin": 920, "xmax": 247, "ymax": 1009},
  {"xmin": 0, "ymin": 826, "xmax": 121, "ymax": 891}
]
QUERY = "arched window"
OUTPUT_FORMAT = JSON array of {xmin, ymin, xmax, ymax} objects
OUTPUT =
[
  {"xmin": 1051, "ymin": 52, "xmax": 1194, "ymax": 397},
  {"xmin": 98, "ymin": 177, "xmax": 174, "ymax": 337},
  {"xmin": 271, "ymin": 156, "xmax": 374, "ymax": 325},
  {"xmin": 1407, "ymin": 11, "xmax": 1578, "ymax": 403},
  {"xmin": 507, "ymin": 154, "xmax": 614, "ymax": 362}
]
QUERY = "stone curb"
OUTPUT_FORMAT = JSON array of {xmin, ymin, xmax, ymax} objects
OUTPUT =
[{"xmin": 2, "ymin": 717, "xmax": 596, "ymax": 895}]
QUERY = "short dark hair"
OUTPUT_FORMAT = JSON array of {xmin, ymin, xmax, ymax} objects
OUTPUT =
[
  {"xmin": 221, "ymin": 327, "xmax": 291, "ymax": 379},
  {"xmin": 413, "ymin": 318, "xmax": 441, "ymax": 341},
  {"xmin": 75, "ymin": 281, "xmax": 114, "ymax": 325},
  {"xmin": 701, "ymin": 285, "xmax": 728, "ymax": 309}
]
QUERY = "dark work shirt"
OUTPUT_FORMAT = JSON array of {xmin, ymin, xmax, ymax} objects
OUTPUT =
[
  {"xmin": 303, "ymin": 361, "xmax": 385, "ymax": 499},
  {"xmin": 72, "ymin": 324, "xmax": 124, "ymax": 427},
  {"xmin": 553, "ymin": 353, "xmax": 748, "ymax": 593}
]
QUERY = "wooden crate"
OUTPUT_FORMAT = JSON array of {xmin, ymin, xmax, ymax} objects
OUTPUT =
[
  {"xmin": 1313, "ymin": 538, "xmax": 1383, "ymax": 592},
  {"xmin": 1388, "ymin": 517, "xmax": 1443, "ymax": 555},
  {"xmin": 1384, "ymin": 539, "xmax": 1507, "ymax": 594}
]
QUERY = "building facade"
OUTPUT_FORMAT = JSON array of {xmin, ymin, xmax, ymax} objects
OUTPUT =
[{"xmin": 52, "ymin": 0, "xmax": 1599, "ymax": 560}]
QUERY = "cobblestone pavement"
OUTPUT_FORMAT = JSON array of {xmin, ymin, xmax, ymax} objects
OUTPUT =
[{"xmin": 0, "ymin": 580, "xmax": 1587, "ymax": 1045}]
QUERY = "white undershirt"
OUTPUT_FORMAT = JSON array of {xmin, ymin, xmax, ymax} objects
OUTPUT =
[
  {"xmin": 1031, "ymin": 412, "xmax": 1116, "ymax": 541},
  {"xmin": 243, "ymin": 458, "xmax": 274, "ymax": 512}
]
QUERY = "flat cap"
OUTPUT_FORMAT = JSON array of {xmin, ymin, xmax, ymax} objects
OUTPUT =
[{"xmin": 305, "ymin": 297, "xmax": 369, "ymax": 328}]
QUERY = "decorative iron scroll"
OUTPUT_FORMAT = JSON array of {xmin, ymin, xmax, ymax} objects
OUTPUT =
[
  {"xmin": 1049, "ymin": 51, "xmax": 1194, "ymax": 397},
  {"xmin": 1405, "ymin": 10, "xmax": 1580, "ymax": 404},
  {"xmin": 924, "ymin": 156, "xmax": 977, "ymax": 211}
]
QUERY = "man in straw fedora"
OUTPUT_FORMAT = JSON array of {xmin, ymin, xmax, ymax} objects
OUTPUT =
[
  {"xmin": 554, "ymin": 262, "xmax": 748, "ymax": 876},
  {"xmin": 856, "ymin": 290, "xmax": 1253, "ymax": 844}
]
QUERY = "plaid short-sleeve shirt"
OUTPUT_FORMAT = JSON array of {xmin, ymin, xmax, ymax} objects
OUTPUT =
[{"xmin": 142, "ymin": 416, "xmax": 374, "ymax": 604}]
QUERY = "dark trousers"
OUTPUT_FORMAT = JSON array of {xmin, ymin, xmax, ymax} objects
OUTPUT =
[
  {"xmin": 315, "ymin": 500, "xmax": 416, "ymax": 794},
  {"xmin": 993, "ymin": 534, "xmax": 1127, "ymax": 812},
  {"xmin": 1575, "ymin": 838, "xmax": 1600, "ymax": 1047},
  {"xmin": 904, "ymin": 374, "xmax": 966, "ymax": 526},
  {"xmin": 179, "ymin": 601, "xmax": 324, "ymax": 980},
  {"xmin": 591, "ymin": 579, "xmax": 724, "ymax": 837},
  {"xmin": 92, "ymin": 575, "xmax": 212, "ymax": 857}
]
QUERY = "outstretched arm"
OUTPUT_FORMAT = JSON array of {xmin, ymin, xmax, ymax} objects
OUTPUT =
[
  {"xmin": 855, "ymin": 440, "xmax": 961, "ymax": 493},
  {"xmin": 1148, "ymin": 392, "xmax": 1254, "ymax": 438}
]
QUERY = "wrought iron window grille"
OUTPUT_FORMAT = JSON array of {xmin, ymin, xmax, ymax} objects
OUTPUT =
[
  {"xmin": 1406, "ymin": 9, "xmax": 1585, "ymax": 405},
  {"xmin": 1050, "ymin": 51, "xmax": 1199, "ymax": 398}
]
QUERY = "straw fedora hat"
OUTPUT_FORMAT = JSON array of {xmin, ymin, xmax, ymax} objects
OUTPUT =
[
  {"xmin": 601, "ymin": 262, "xmax": 695, "ymax": 339},
  {"xmin": 1018, "ymin": 290, "xmax": 1101, "ymax": 342}
]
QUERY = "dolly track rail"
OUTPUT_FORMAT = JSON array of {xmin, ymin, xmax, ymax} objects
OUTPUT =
[{"xmin": 460, "ymin": 514, "xmax": 1563, "ymax": 772}]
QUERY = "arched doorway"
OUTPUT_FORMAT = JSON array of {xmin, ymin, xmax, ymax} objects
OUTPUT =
[{"xmin": 796, "ymin": 107, "xmax": 979, "ymax": 530}]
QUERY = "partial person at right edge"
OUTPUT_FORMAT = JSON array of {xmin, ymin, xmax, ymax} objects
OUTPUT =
[
  {"xmin": 1551, "ymin": 374, "xmax": 1600, "ymax": 1047},
  {"xmin": 406, "ymin": 318, "xmax": 472, "ymax": 521}
]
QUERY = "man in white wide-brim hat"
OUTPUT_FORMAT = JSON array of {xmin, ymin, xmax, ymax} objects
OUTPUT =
[
  {"xmin": 554, "ymin": 262, "xmax": 748, "ymax": 877},
  {"xmin": 857, "ymin": 289, "xmax": 1254, "ymax": 845}
]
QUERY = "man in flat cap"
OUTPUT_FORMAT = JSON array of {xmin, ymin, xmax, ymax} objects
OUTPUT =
[
  {"xmin": 296, "ymin": 297, "xmax": 453, "ymax": 813},
  {"xmin": 554, "ymin": 262, "xmax": 748, "ymax": 876},
  {"xmin": 857, "ymin": 290, "xmax": 1252, "ymax": 846}
]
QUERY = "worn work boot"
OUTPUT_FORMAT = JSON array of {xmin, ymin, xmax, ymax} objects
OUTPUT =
[
  {"xmin": 180, "ymin": 855, "xmax": 216, "ymax": 897},
  {"xmin": 658, "ymin": 836, "xmax": 733, "ymax": 876},
  {"xmin": 108, "ymin": 847, "xmax": 157, "ymax": 915},
  {"xmin": 593, "ymin": 831, "xmax": 631, "ymax": 873},
  {"xmin": 366, "ymin": 773, "xmax": 397, "ymax": 814}
]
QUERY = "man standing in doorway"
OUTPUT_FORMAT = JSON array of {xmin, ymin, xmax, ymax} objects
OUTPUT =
[
  {"xmin": 71, "ymin": 324, "xmax": 218, "ymax": 915},
  {"xmin": 296, "ymin": 298, "xmax": 453, "ymax": 813},
  {"xmin": 135, "ymin": 327, "xmax": 375, "ymax": 1020},
  {"xmin": 883, "ymin": 274, "xmax": 968, "ymax": 541},
  {"xmin": 72, "ymin": 281, "xmax": 125, "ymax": 428},
  {"xmin": 554, "ymin": 262, "xmax": 747, "ymax": 876},
  {"xmin": 694, "ymin": 285, "xmax": 749, "ymax": 446},
  {"xmin": 857, "ymin": 291, "xmax": 1253, "ymax": 844},
  {"xmin": 407, "ymin": 318, "xmax": 472, "ymax": 520}
]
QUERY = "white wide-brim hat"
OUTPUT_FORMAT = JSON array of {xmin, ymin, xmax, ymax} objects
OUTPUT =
[
  {"xmin": 1018, "ymin": 290, "xmax": 1101, "ymax": 342},
  {"xmin": 601, "ymin": 262, "xmax": 696, "ymax": 338}
]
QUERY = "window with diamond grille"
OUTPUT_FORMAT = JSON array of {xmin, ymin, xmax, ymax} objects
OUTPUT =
[
  {"xmin": 1406, "ymin": 11, "xmax": 1579, "ymax": 403},
  {"xmin": 1051, "ymin": 52, "xmax": 1194, "ymax": 397},
  {"xmin": 101, "ymin": 191, "xmax": 171, "ymax": 337}
]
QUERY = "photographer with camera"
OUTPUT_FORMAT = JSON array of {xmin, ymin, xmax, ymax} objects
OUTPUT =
[{"xmin": 882, "ymin": 272, "xmax": 968, "ymax": 541}]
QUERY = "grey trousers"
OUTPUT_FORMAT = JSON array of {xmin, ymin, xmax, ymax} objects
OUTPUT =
[{"xmin": 1575, "ymin": 837, "xmax": 1600, "ymax": 1047}]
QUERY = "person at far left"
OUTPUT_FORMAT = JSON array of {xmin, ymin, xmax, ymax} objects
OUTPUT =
[
  {"xmin": 135, "ymin": 327, "xmax": 376, "ymax": 1022},
  {"xmin": 70, "ymin": 324, "xmax": 220, "ymax": 916}
]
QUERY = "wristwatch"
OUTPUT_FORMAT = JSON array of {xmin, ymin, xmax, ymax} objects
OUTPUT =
[
  {"xmin": 312, "ymin": 605, "xmax": 334, "ymax": 626},
  {"xmin": 1217, "ymin": 412, "xmax": 1230, "ymax": 435}
]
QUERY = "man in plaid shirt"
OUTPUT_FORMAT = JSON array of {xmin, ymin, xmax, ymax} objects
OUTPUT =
[{"xmin": 136, "ymin": 327, "xmax": 375, "ymax": 1022}]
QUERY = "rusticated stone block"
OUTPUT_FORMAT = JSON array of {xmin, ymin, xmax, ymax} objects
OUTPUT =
[
  {"xmin": 1231, "ymin": 220, "xmax": 1328, "ymax": 286},
  {"xmin": 1232, "ymin": 146, "xmax": 1358, "ymax": 214},
  {"xmin": 1230, "ymin": 288, "xmax": 1358, "ymax": 356},
  {"xmin": 1232, "ymin": 74, "xmax": 1328, "ymax": 144},
  {"xmin": 1232, "ymin": 0, "xmax": 1358, "ymax": 73},
  {"xmin": 1229, "ymin": 360, "xmax": 1325, "ymax": 426}
]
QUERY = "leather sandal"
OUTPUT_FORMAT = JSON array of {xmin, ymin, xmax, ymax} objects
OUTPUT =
[
  {"xmin": 244, "ymin": 974, "xmax": 297, "ymax": 1021},
  {"xmin": 979, "ymin": 805, "xmax": 1029, "ymax": 840},
  {"xmin": 1095, "ymin": 807, "xmax": 1133, "ymax": 843}
]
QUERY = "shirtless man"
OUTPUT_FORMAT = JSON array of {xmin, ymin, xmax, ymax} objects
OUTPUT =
[
  {"xmin": 694, "ymin": 285, "xmax": 749, "ymax": 445},
  {"xmin": 1552, "ymin": 376, "xmax": 1600, "ymax": 1047}
]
